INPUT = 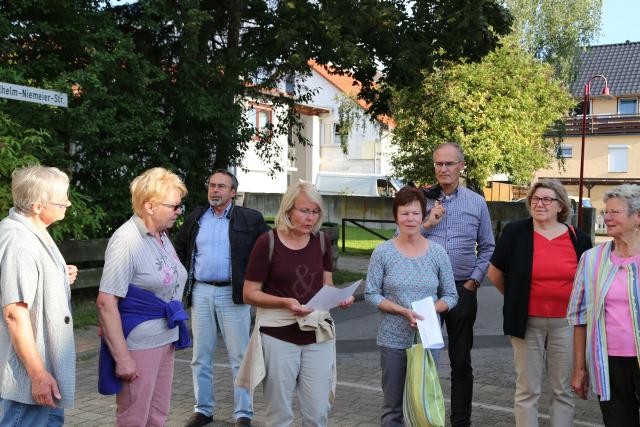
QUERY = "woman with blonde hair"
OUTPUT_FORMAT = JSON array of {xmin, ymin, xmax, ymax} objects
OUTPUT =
[
  {"xmin": 0, "ymin": 165, "xmax": 77, "ymax": 426},
  {"xmin": 238, "ymin": 180, "xmax": 354, "ymax": 426},
  {"xmin": 96, "ymin": 167, "xmax": 190, "ymax": 426},
  {"xmin": 488, "ymin": 179, "xmax": 592, "ymax": 426}
]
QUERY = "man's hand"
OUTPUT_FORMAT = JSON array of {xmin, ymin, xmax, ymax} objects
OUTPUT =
[
  {"xmin": 31, "ymin": 369, "xmax": 61, "ymax": 408},
  {"xmin": 463, "ymin": 279, "xmax": 479, "ymax": 291},
  {"xmin": 66, "ymin": 265, "xmax": 78, "ymax": 285},
  {"xmin": 115, "ymin": 354, "xmax": 139, "ymax": 382},
  {"xmin": 423, "ymin": 200, "xmax": 445, "ymax": 229},
  {"xmin": 338, "ymin": 295, "xmax": 355, "ymax": 309}
]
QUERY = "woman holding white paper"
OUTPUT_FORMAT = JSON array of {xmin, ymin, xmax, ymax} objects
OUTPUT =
[
  {"xmin": 365, "ymin": 186, "xmax": 457, "ymax": 427},
  {"xmin": 240, "ymin": 180, "xmax": 354, "ymax": 427}
]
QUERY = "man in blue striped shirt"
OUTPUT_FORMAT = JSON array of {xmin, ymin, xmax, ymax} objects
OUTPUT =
[{"xmin": 422, "ymin": 143, "xmax": 495, "ymax": 427}]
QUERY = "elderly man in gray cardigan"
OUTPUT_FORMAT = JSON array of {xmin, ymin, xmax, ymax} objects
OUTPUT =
[{"xmin": 0, "ymin": 165, "xmax": 78, "ymax": 426}]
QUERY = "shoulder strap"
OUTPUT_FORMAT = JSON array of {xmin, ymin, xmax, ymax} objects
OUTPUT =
[
  {"xmin": 268, "ymin": 229, "xmax": 274, "ymax": 264},
  {"xmin": 564, "ymin": 223, "xmax": 579, "ymax": 257},
  {"xmin": 269, "ymin": 229, "xmax": 325, "ymax": 264}
]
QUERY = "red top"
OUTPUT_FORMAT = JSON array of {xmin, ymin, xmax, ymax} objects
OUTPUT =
[
  {"xmin": 245, "ymin": 230, "xmax": 333, "ymax": 344},
  {"xmin": 528, "ymin": 230, "xmax": 577, "ymax": 317}
]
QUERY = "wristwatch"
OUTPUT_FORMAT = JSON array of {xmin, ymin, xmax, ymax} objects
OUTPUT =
[{"xmin": 470, "ymin": 279, "xmax": 480, "ymax": 288}]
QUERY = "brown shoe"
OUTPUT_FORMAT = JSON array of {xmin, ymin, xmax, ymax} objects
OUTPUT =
[
  {"xmin": 235, "ymin": 417, "xmax": 251, "ymax": 427},
  {"xmin": 185, "ymin": 412, "xmax": 213, "ymax": 427}
]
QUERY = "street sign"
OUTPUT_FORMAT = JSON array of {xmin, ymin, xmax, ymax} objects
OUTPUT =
[{"xmin": 0, "ymin": 81, "xmax": 68, "ymax": 107}]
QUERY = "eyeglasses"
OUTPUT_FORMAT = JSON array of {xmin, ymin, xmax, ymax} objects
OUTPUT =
[
  {"xmin": 531, "ymin": 196, "xmax": 558, "ymax": 206},
  {"xmin": 160, "ymin": 203, "xmax": 185, "ymax": 212},
  {"xmin": 604, "ymin": 209, "xmax": 627, "ymax": 217},
  {"xmin": 293, "ymin": 207, "xmax": 322, "ymax": 217},
  {"xmin": 50, "ymin": 201, "xmax": 71, "ymax": 209},
  {"xmin": 433, "ymin": 161, "xmax": 461, "ymax": 169},
  {"xmin": 208, "ymin": 183, "xmax": 230, "ymax": 190}
]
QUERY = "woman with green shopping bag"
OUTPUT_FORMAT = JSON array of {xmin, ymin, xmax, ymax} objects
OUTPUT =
[{"xmin": 365, "ymin": 186, "xmax": 458, "ymax": 427}]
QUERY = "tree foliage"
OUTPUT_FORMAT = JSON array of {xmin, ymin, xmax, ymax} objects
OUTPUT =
[
  {"xmin": 504, "ymin": 0, "xmax": 602, "ymax": 81},
  {"xmin": 391, "ymin": 42, "xmax": 574, "ymax": 190},
  {"xmin": 1, "ymin": 0, "xmax": 512, "ymax": 233}
]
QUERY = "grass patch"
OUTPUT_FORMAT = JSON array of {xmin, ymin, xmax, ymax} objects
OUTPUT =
[
  {"xmin": 333, "ymin": 269, "xmax": 366, "ymax": 286},
  {"xmin": 71, "ymin": 288, "xmax": 99, "ymax": 329},
  {"xmin": 339, "ymin": 225, "xmax": 394, "ymax": 255}
]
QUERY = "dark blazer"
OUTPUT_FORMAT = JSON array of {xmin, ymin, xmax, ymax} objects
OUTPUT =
[
  {"xmin": 490, "ymin": 218, "xmax": 592, "ymax": 338},
  {"xmin": 174, "ymin": 204, "xmax": 270, "ymax": 305}
]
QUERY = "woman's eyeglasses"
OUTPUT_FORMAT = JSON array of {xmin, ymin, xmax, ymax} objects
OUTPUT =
[
  {"xmin": 531, "ymin": 196, "xmax": 558, "ymax": 206},
  {"xmin": 160, "ymin": 203, "xmax": 185, "ymax": 212}
]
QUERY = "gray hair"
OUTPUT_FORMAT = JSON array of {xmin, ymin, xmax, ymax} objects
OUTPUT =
[
  {"xmin": 525, "ymin": 179, "xmax": 573, "ymax": 223},
  {"xmin": 604, "ymin": 184, "xmax": 640, "ymax": 215},
  {"xmin": 12, "ymin": 165, "xmax": 70, "ymax": 215},
  {"xmin": 433, "ymin": 142, "xmax": 465, "ymax": 162},
  {"xmin": 275, "ymin": 180, "xmax": 324, "ymax": 234},
  {"xmin": 209, "ymin": 169, "xmax": 239, "ymax": 191}
]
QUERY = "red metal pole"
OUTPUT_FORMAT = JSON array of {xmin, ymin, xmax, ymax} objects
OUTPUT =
[{"xmin": 578, "ymin": 82, "xmax": 590, "ymax": 229}]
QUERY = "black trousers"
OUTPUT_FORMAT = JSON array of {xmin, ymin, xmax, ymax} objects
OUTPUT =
[
  {"xmin": 599, "ymin": 356, "xmax": 640, "ymax": 427},
  {"xmin": 443, "ymin": 281, "xmax": 478, "ymax": 427}
]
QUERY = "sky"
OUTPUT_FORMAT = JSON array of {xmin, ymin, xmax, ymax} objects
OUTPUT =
[{"xmin": 596, "ymin": 0, "xmax": 640, "ymax": 45}]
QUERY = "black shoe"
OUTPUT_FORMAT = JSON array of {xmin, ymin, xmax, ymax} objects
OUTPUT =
[
  {"xmin": 185, "ymin": 412, "xmax": 214, "ymax": 427},
  {"xmin": 235, "ymin": 417, "xmax": 252, "ymax": 427}
]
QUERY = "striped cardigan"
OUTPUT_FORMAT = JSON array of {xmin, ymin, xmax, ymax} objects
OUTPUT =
[{"xmin": 566, "ymin": 241, "xmax": 640, "ymax": 401}]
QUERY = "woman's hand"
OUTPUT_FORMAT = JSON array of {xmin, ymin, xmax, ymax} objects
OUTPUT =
[
  {"xmin": 284, "ymin": 298, "xmax": 314, "ymax": 316},
  {"xmin": 115, "ymin": 353, "xmax": 139, "ymax": 382},
  {"xmin": 338, "ymin": 295, "xmax": 355, "ymax": 309},
  {"xmin": 31, "ymin": 369, "xmax": 61, "ymax": 408},
  {"xmin": 571, "ymin": 367, "xmax": 589, "ymax": 399},
  {"xmin": 402, "ymin": 309, "xmax": 424, "ymax": 329},
  {"xmin": 66, "ymin": 264, "xmax": 78, "ymax": 285}
]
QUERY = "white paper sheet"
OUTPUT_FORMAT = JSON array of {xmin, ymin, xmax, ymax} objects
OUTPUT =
[
  {"xmin": 304, "ymin": 280, "xmax": 362, "ymax": 310},
  {"xmin": 411, "ymin": 296, "xmax": 444, "ymax": 349}
]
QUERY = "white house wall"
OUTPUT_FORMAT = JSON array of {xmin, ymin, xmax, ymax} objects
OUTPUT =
[{"xmin": 238, "ymin": 69, "xmax": 392, "ymax": 194}]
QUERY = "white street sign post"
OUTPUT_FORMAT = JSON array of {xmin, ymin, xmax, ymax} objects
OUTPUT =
[{"xmin": 0, "ymin": 81, "xmax": 68, "ymax": 108}]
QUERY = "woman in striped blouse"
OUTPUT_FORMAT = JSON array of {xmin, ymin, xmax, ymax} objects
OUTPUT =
[{"xmin": 567, "ymin": 184, "xmax": 640, "ymax": 426}]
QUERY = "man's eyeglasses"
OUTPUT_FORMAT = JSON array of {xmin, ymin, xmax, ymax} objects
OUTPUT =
[
  {"xmin": 160, "ymin": 203, "xmax": 185, "ymax": 212},
  {"xmin": 433, "ymin": 161, "xmax": 461, "ymax": 169},
  {"xmin": 50, "ymin": 201, "xmax": 72, "ymax": 209},
  {"xmin": 208, "ymin": 183, "xmax": 229, "ymax": 190},
  {"xmin": 531, "ymin": 196, "xmax": 558, "ymax": 206},
  {"xmin": 293, "ymin": 207, "xmax": 321, "ymax": 217}
]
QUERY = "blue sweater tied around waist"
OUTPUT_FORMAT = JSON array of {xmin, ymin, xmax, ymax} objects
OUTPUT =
[{"xmin": 98, "ymin": 285, "xmax": 191, "ymax": 395}]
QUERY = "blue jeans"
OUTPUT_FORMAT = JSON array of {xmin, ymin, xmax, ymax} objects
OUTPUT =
[
  {"xmin": 190, "ymin": 283, "xmax": 252, "ymax": 419},
  {"xmin": 0, "ymin": 399, "xmax": 64, "ymax": 427}
]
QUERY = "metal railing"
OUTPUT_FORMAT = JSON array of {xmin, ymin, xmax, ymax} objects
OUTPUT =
[
  {"xmin": 341, "ymin": 218, "xmax": 396, "ymax": 252},
  {"xmin": 562, "ymin": 113, "xmax": 640, "ymax": 136}
]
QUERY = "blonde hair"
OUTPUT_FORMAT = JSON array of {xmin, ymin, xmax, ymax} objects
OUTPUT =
[
  {"xmin": 275, "ymin": 180, "xmax": 324, "ymax": 234},
  {"xmin": 12, "ymin": 165, "xmax": 70, "ymax": 214},
  {"xmin": 130, "ymin": 167, "xmax": 187, "ymax": 216},
  {"xmin": 525, "ymin": 179, "xmax": 572, "ymax": 223}
]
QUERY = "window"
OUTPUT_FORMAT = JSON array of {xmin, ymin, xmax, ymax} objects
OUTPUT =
[
  {"xmin": 608, "ymin": 145, "xmax": 629, "ymax": 172},
  {"xmin": 321, "ymin": 123, "xmax": 340, "ymax": 146},
  {"xmin": 557, "ymin": 144, "xmax": 572, "ymax": 158},
  {"xmin": 618, "ymin": 98, "xmax": 637, "ymax": 115}
]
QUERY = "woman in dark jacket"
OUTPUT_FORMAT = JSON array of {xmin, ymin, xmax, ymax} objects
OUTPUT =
[{"xmin": 488, "ymin": 179, "xmax": 592, "ymax": 427}]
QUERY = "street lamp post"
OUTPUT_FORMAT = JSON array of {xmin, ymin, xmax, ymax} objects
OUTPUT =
[{"xmin": 578, "ymin": 74, "xmax": 610, "ymax": 229}]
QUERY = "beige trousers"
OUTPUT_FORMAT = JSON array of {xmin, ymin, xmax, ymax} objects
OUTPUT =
[{"xmin": 510, "ymin": 317, "xmax": 575, "ymax": 427}]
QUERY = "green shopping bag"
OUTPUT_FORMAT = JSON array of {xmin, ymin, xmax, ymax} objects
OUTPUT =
[{"xmin": 403, "ymin": 339, "xmax": 445, "ymax": 427}]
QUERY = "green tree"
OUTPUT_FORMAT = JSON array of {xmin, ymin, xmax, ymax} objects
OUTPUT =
[
  {"xmin": 1, "ymin": 0, "xmax": 513, "ymax": 231},
  {"xmin": 391, "ymin": 42, "xmax": 574, "ymax": 190},
  {"xmin": 504, "ymin": 0, "xmax": 602, "ymax": 81},
  {"xmin": 0, "ymin": 110, "xmax": 105, "ymax": 240}
]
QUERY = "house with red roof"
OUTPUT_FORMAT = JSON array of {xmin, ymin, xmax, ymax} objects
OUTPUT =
[{"xmin": 235, "ymin": 62, "xmax": 395, "ymax": 194}]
